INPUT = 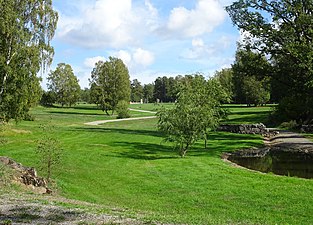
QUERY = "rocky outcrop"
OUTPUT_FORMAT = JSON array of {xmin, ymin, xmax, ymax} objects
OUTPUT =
[{"xmin": 0, "ymin": 156, "xmax": 49, "ymax": 193}]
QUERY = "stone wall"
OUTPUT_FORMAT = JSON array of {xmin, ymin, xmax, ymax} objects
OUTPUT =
[{"xmin": 218, "ymin": 123, "xmax": 269, "ymax": 135}]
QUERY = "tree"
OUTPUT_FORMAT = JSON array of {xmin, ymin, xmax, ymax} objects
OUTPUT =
[
  {"xmin": 89, "ymin": 57, "xmax": 130, "ymax": 115},
  {"xmin": 231, "ymin": 48, "xmax": 271, "ymax": 105},
  {"xmin": 157, "ymin": 76, "xmax": 228, "ymax": 157},
  {"xmin": 143, "ymin": 83, "xmax": 154, "ymax": 103},
  {"xmin": 40, "ymin": 91, "xmax": 56, "ymax": 107},
  {"xmin": 47, "ymin": 63, "xmax": 81, "ymax": 107},
  {"xmin": 130, "ymin": 79, "xmax": 143, "ymax": 102},
  {"xmin": 214, "ymin": 68, "xmax": 234, "ymax": 102},
  {"xmin": 80, "ymin": 88, "xmax": 91, "ymax": 103},
  {"xmin": 226, "ymin": 0, "xmax": 313, "ymax": 123},
  {"xmin": 0, "ymin": 0, "xmax": 58, "ymax": 122},
  {"xmin": 242, "ymin": 76, "xmax": 270, "ymax": 106}
]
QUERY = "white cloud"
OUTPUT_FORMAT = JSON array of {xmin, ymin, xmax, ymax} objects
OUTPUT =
[
  {"xmin": 57, "ymin": 0, "xmax": 159, "ymax": 49},
  {"xmin": 164, "ymin": 0, "xmax": 226, "ymax": 38},
  {"xmin": 114, "ymin": 50, "xmax": 132, "ymax": 66},
  {"xmin": 84, "ymin": 56, "xmax": 106, "ymax": 68},
  {"xmin": 133, "ymin": 48, "xmax": 155, "ymax": 67}
]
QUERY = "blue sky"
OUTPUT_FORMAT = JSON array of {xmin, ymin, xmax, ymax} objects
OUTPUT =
[{"xmin": 47, "ymin": 0, "xmax": 240, "ymax": 88}]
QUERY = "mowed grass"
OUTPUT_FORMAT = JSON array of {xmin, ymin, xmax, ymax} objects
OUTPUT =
[{"xmin": 0, "ymin": 104, "xmax": 312, "ymax": 224}]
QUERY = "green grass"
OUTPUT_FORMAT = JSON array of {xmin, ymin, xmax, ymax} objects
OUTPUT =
[
  {"xmin": 0, "ymin": 104, "xmax": 312, "ymax": 224},
  {"xmin": 223, "ymin": 104, "xmax": 275, "ymax": 125}
]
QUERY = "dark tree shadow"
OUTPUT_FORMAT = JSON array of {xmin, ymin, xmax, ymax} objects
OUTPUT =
[
  {"xmin": 49, "ymin": 111, "xmax": 104, "ymax": 116},
  {"xmin": 109, "ymin": 141, "xmax": 178, "ymax": 160},
  {"xmin": 74, "ymin": 127, "xmax": 164, "ymax": 138}
]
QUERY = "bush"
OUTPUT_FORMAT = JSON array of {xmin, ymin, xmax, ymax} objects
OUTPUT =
[
  {"xmin": 116, "ymin": 100, "xmax": 130, "ymax": 119},
  {"xmin": 280, "ymin": 120, "xmax": 299, "ymax": 130}
]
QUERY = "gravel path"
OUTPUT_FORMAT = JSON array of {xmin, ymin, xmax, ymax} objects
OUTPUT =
[
  {"xmin": 84, "ymin": 116, "xmax": 157, "ymax": 126},
  {"xmin": 268, "ymin": 130, "xmax": 313, "ymax": 150},
  {"xmin": 84, "ymin": 108, "xmax": 157, "ymax": 126}
]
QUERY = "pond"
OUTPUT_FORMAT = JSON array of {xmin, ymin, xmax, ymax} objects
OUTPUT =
[{"xmin": 227, "ymin": 147, "xmax": 313, "ymax": 179}]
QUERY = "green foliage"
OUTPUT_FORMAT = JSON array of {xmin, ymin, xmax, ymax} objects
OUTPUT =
[
  {"xmin": 157, "ymin": 76, "xmax": 228, "ymax": 157},
  {"xmin": 231, "ymin": 48, "xmax": 271, "ymax": 105},
  {"xmin": 36, "ymin": 124, "xmax": 63, "ymax": 183},
  {"xmin": 0, "ymin": 0, "xmax": 58, "ymax": 122},
  {"xmin": 89, "ymin": 57, "xmax": 131, "ymax": 115},
  {"xmin": 40, "ymin": 91, "xmax": 56, "ymax": 107},
  {"xmin": 130, "ymin": 79, "xmax": 143, "ymax": 102},
  {"xmin": 80, "ymin": 88, "xmax": 91, "ymax": 103},
  {"xmin": 214, "ymin": 68, "xmax": 234, "ymax": 102},
  {"xmin": 116, "ymin": 100, "xmax": 130, "ymax": 119},
  {"xmin": 47, "ymin": 63, "xmax": 81, "ymax": 107},
  {"xmin": 143, "ymin": 83, "xmax": 154, "ymax": 103},
  {"xmin": 226, "ymin": 0, "xmax": 313, "ymax": 123},
  {"xmin": 242, "ymin": 76, "xmax": 270, "ymax": 106}
]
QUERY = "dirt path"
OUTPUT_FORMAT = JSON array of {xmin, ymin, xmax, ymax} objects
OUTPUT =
[{"xmin": 84, "ymin": 108, "xmax": 157, "ymax": 126}]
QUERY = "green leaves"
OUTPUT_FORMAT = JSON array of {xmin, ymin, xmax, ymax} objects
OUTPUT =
[
  {"xmin": 89, "ymin": 57, "xmax": 131, "ymax": 115},
  {"xmin": 47, "ymin": 63, "xmax": 81, "ymax": 107},
  {"xmin": 0, "ymin": 0, "xmax": 58, "ymax": 122},
  {"xmin": 157, "ymin": 75, "xmax": 227, "ymax": 157}
]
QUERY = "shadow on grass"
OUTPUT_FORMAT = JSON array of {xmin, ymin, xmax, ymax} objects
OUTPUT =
[
  {"xmin": 110, "ymin": 141, "xmax": 177, "ymax": 160},
  {"xmin": 49, "ymin": 111, "xmax": 105, "ymax": 116},
  {"xmin": 106, "ymin": 132, "xmax": 263, "ymax": 160},
  {"xmin": 74, "ymin": 127, "xmax": 164, "ymax": 138},
  {"xmin": 224, "ymin": 111, "xmax": 271, "ymax": 125}
]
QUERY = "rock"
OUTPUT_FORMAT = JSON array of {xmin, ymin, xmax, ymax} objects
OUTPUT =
[
  {"xmin": 0, "ymin": 156, "xmax": 48, "ymax": 192},
  {"xmin": 218, "ymin": 123, "xmax": 277, "ymax": 137}
]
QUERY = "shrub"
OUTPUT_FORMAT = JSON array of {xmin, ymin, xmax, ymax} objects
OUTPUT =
[{"xmin": 116, "ymin": 100, "xmax": 130, "ymax": 119}]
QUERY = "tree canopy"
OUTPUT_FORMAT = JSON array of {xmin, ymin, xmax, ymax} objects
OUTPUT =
[
  {"xmin": 89, "ymin": 57, "xmax": 130, "ymax": 115},
  {"xmin": 226, "ymin": 0, "xmax": 313, "ymax": 123},
  {"xmin": 0, "ymin": 0, "xmax": 58, "ymax": 122},
  {"xmin": 157, "ymin": 75, "xmax": 228, "ymax": 157},
  {"xmin": 47, "ymin": 63, "xmax": 81, "ymax": 107}
]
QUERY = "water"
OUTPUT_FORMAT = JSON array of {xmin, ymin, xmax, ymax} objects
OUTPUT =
[{"xmin": 228, "ymin": 148, "xmax": 313, "ymax": 179}]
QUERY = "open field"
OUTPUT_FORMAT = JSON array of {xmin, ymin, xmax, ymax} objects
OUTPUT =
[{"xmin": 0, "ymin": 104, "xmax": 312, "ymax": 224}]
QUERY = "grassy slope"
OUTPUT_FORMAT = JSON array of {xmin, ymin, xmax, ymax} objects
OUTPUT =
[{"xmin": 0, "ymin": 104, "xmax": 312, "ymax": 224}]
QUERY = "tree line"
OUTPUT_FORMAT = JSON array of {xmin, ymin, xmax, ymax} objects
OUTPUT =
[{"xmin": 1, "ymin": 0, "xmax": 313, "ymax": 127}]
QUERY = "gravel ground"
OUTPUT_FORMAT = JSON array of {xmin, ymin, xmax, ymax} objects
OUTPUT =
[{"xmin": 0, "ymin": 190, "xmax": 143, "ymax": 225}]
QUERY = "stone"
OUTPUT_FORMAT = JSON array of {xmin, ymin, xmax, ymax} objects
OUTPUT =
[
  {"xmin": 0, "ymin": 156, "xmax": 49, "ymax": 192},
  {"xmin": 218, "ymin": 123, "xmax": 277, "ymax": 137}
]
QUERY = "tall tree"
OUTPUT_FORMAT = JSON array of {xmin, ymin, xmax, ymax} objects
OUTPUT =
[
  {"xmin": 47, "ymin": 63, "xmax": 81, "ymax": 107},
  {"xmin": 232, "ymin": 48, "xmax": 271, "ymax": 105},
  {"xmin": 143, "ymin": 83, "xmax": 154, "ymax": 103},
  {"xmin": 226, "ymin": 0, "xmax": 313, "ymax": 123},
  {"xmin": 214, "ymin": 68, "xmax": 234, "ymax": 103},
  {"xmin": 0, "ymin": 0, "xmax": 58, "ymax": 121},
  {"xmin": 89, "ymin": 57, "xmax": 130, "ymax": 115},
  {"xmin": 130, "ymin": 79, "xmax": 143, "ymax": 102}
]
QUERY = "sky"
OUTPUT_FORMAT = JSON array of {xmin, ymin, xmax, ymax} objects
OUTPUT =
[{"xmin": 46, "ymin": 0, "xmax": 240, "ymax": 89}]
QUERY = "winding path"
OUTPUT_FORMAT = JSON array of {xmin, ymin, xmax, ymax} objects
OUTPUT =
[{"xmin": 84, "ymin": 108, "xmax": 157, "ymax": 126}]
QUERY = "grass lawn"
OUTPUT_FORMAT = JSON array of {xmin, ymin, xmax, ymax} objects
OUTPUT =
[{"xmin": 0, "ymin": 104, "xmax": 312, "ymax": 224}]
